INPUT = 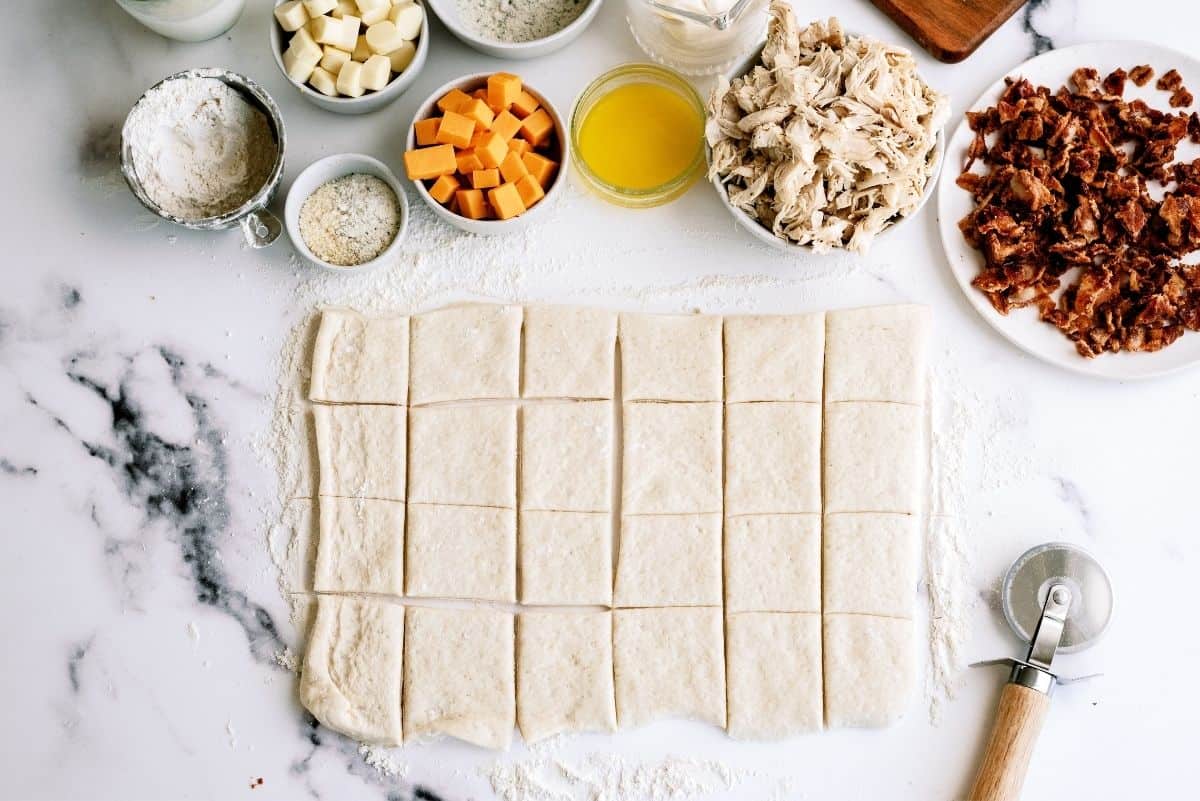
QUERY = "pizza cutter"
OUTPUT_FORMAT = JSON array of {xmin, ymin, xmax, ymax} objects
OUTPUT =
[{"xmin": 967, "ymin": 542, "xmax": 1114, "ymax": 801}]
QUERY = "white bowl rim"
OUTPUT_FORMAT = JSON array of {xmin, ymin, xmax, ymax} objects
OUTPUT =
[
  {"xmin": 269, "ymin": 0, "xmax": 430, "ymax": 106},
  {"xmin": 284, "ymin": 153, "xmax": 410, "ymax": 271},
  {"xmin": 404, "ymin": 73, "xmax": 570, "ymax": 230},
  {"xmin": 707, "ymin": 39, "xmax": 946, "ymax": 253},
  {"xmin": 424, "ymin": 0, "xmax": 603, "ymax": 52}
]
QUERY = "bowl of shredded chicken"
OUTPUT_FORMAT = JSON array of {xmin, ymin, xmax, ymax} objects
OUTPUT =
[{"xmin": 706, "ymin": 2, "xmax": 949, "ymax": 254}]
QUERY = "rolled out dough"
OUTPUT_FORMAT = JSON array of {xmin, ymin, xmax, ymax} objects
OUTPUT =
[
  {"xmin": 313, "ymin": 496, "xmax": 404, "ymax": 594},
  {"xmin": 520, "ymin": 402, "xmax": 613, "ymax": 512},
  {"xmin": 724, "ymin": 514, "xmax": 820, "ymax": 613},
  {"xmin": 824, "ymin": 305, "xmax": 930, "ymax": 405},
  {"xmin": 823, "ymin": 401, "xmax": 922, "ymax": 514},
  {"xmin": 408, "ymin": 304, "xmax": 522, "ymax": 404},
  {"xmin": 823, "ymin": 614, "xmax": 915, "ymax": 728},
  {"xmin": 519, "ymin": 510, "xmax": 612, "ymax": 606},
  {"xmin": 313, "ymin": 404, "xmax": 407, "ymax": 501},
  {"xmin": 522, "ymin": 305, "xmax": 617, "ymax": 399},
  {"xmin": 516, "ymin": 611, "xmax": 617, "ymax": 743},
  {"xmin": 726, "ymin": 612, "xmax": 823, "ymax": 739},
  {"xmin": 308, "ymin": 307, "xmax": 409, "ymax": 405},
  {"xmin": 823, "ymin": 513, "xmax": 919, "ymax": 618},
  {"xmin": 619, "ymin": 313, "xmax": 724, "ymax": 402},
  {"xmin": 621, "ymin": 402, "xmax": 722, "ymax": 515},
  {"xmin": 300, "ymin": 595, "xmax": 404, "ymax": 745},
  {"xmin": 405, "ymin": 504, "xmax": 516, "ymax": 602},
  {"xmin": 407, "ymin": 404, "xmax": 517, "ymax": 508},
  {"xmin": 723, "ymin": 313, "xmax": 824, "ymax": 403},
  {"xmin": 614, "ymin": 514, "xmax": 722, "ymax": 607},
  {"xmin": 725, "ymin": 402, "xmax": 821, "ymax": 515}
]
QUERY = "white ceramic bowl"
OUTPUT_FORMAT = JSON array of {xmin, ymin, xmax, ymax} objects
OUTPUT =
[
  {"xmin": 284, "ymin": 153, "xmax": 410, "ymax": 271},
  {"xmin": 708, "ymin": 44, "xmax": 944, "ymax": 253},
  {"xmin": 424, "ymin": 0, "xmax": 602, "ymax": 59},
  {"xmin": 405, "ymin": 74, "xmax": 569, "ymax": 236},
  {"xmin": 269, "ymin": 0, "xmax": 429, "ymax": 115}
]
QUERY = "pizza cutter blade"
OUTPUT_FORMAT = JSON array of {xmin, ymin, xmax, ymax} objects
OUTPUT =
[{"xmin": 966, "ymin": 542, "xmax": 1114, "ymax": 801}]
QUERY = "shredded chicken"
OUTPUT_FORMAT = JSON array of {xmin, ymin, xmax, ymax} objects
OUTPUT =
[{"xmin": 706, "ymin": 1, "xmax": 948, "ymax": 254}]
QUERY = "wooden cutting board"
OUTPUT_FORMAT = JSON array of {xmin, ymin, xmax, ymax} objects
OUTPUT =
[{"xmin": 870, "ymin": 0, "xmax": 1029, "ymax": 63}]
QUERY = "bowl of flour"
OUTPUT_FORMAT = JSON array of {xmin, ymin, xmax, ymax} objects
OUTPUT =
[
  {"xmin": 425, "ymin": 0, "xmax": 602, "ymax": 58},
  {"xmin": 121, "ymin": 68, "xmax": 286, "ymax": 247}
]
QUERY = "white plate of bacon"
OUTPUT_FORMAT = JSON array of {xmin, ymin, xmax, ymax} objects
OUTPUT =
[{"xmin": 938, "ymin": 41, "xmax": 1200, "ymax": 379}]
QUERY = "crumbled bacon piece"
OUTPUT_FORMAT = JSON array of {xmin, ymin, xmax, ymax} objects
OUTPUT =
[
  {"xmin": 1157, "ymin": 68, "xmax": 1184, "ymax": 91},
  {"xmin": 1170, "ymin": 88, "xmax": 1194, "ymax": 109},
  {"xmin": 957, "ymin": 68, "xmax": 1200, "ymax": 357}
]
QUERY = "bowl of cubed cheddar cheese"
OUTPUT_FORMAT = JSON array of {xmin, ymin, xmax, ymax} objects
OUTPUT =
[
  {"xmin": 404, "ymin": 72, "xmax": 567, "ymax": 235},
  {"xmin": 271, "ymin": 0, "xmax": 428, "ymax": 114}
]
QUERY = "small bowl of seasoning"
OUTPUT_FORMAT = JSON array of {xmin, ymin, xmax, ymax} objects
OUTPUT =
[
  {"xmin": 424, "ymin": 0, "xmax": 601, "ymax": 59},
  {"xmin": 571, "ymin": 63, "xmax": 706, "ymax": 208},
  {"xmin": 284, "ymin": 153, "xmax": 408, "ymax": 271}
]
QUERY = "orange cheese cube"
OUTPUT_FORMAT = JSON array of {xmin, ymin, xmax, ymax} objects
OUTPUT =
[
  {"xmin": 521, "ymin": 152, "xmax": 558, "ymax": 187},
  {"xmin": 507, "ymin": 138, "xmax": 531, "ymax": 156},
  {"xmin": 499, "ymin": 150, "xmax": 529, "ymax": 183},
  {"xmin": 487, "ymin": 72, "xmax": 522, "ymax": 111},
  {"xmin": 469, "ymin": 130, "xmax": 489, "ymax": 149},
  {"xmin": 456, "ymin": 189, "xmax": 488, "ymax": 220},
  {"xmin": 435, "ymin": 110, "xmax": 475, "ymax": 148},
  {"xmin": 460, "ymin": 98, "xmax": 496, "ymax": 131},
  {"xmin": 476, "ymin": 132, "xmax": 509, "ymax": 169},
  {"xmin": 488, "ymin": 182, "xmax": 527, "ymax": 220},
  {"xmin": 436, "ymin": 88, "xmax": 472, "ymax": 113},
  {"xmin": 515, "ymin": 174, "xmax": 545, "ymax": 208},
  {"xmin": 455, "ymin": 149, "xmax": 483, "ymax": 175},
  {"xmin": 471, "ymin": 168, "xmax": 500, "ymax": 189},
  {"xmin": 491, "ymin": 110, "xmax": 522, "ymax": 141},
  {"xmin": 404, "ymin": 144, "xmax": 457, "ymax": 180},
  {"xmin": 414, "ymin": 117, "xmax": 441, "ymax": 146},
  {"xmin": 510, "ymin": 90, "xmax": 539, "ymax": 119},
  {"xmin": 519, "ymin": 108, "xmax": 554, "ymax": 147},
  {"xmin": 429, "ymin": 173, "xmax": 460, "ymax": 204}
]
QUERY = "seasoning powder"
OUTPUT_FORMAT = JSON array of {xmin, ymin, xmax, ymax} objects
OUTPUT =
[
  {"xmin": 298, "ymin": 174, "xmax": 402, "ymax": 267},
  {"xmin": 457, "ymin": 0, "xmax": 587, "ymax": 43}
]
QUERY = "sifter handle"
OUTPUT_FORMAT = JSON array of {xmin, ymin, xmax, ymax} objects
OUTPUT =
[{"xmin": 967, "ymin": 678, "xmax": 1051, "ymax": 801}]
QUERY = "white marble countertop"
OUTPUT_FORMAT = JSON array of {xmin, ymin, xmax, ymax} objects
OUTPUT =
[{"xmin": 3, "ymin": 0, "xmax": 1199, "ymax": 799}]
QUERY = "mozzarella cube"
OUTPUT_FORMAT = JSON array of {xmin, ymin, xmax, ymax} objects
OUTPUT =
[
  {"xmin": 356, "ymin": 0, "xmax": 391, "ymax": 24},
  {"xmin": 302, "ymin": 0, "xmax": 337, "ymax": 15},
  {"xmin": 334, "ymin": 14, "xmax": 361, "ymax": 50},
  {"xmin": 390, "ymin": 2, "xmax": 423, "ymax": 40},
  {"xmin": 352, "ymin": 34, "xmax": 372, "ymax": 61},
  {"xmin": 309, "ymin": 14, "xmax": 343, "ymax": 45},
  {"xmin": 320, "ymin": 45, "xmax": 351, "ymax": 73},
  {"xmin": 274, "ymin": 0, "xmax": 309, "ymax": 31},
  {"xmin": 288, "ymin": 26, "xmax": 323, "ymax": 61},
  {"xmin": 283, "ymin": 46, "xmax": 321, "ymax": 83},
  {"xmin": 336, "ymin": 60, "xmax": 366, "ymax": 98},
  {"xmin": 309, "ymin": 66, "xmax": 339, "ymax": 96},
  {"xmin": 386, "ymin": 40, "xmax": 416, "ymax": 73},
  {"xmin": 361, "ymin": 54, "xmax": 391, "ymax": 90},
  {"xmin": 365, "ymin": 20, "xmax": 404, "ymax": 53}
]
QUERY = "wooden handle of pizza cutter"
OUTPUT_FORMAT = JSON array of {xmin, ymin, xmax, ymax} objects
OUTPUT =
[{"xmin": 967, "ymin": 682, "xmax": 1051, "ymax": 801}]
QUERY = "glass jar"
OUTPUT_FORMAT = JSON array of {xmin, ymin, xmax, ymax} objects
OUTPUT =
[
  {"xmin": 625, "ymin": 0, "xmax": 768, "ymax": 76},
  {"xmin": 115, "ymin": 0, "xmax": 246, "ymax": 42}
]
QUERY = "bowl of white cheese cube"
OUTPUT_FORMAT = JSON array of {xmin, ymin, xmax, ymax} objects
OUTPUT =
[{"xmin": 271, "ymin": 0, "xmax": 428, "ymax": 114}]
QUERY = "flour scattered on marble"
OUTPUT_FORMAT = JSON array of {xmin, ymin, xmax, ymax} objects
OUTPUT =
[
  {"xmin": 358, "ymin": 744, "xmax": 408, "ymax": 778},
  {"xmin": 486, "ymin": 754, "xmax": 740, "ymax": 801}
]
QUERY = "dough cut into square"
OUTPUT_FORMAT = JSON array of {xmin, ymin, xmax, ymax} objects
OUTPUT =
[
  {"xmin": 614, "ymin": 514, "xmax": 722, "ymax": 607},
  {"xmin": 519, "ymin": 511, "xmax": 612, "ymax": 606},
  {"xmin": 313, "ymin": 497, "xmax": 404, "ymax": 594},
  {"xmin": 723, "ymin": 313, "xmax": 824, "ymax": 403},
  {"xmin": 725, "ymin": 402, "xmax": 821, "ymax": 515},
  {"xmin": 619, "ymin": 313, "xmax": 723, "ymax": 402},
  {"xmin": 314, "ymin": 404, "xmax": 407, "ymax": 501},
  {"xmin": 409, "ymin": 304, "xmax": 522, "ymax": 404},
  {"xmin": 403, "ymin": 606, "xmax": 515, "ymax": 749},
  {"xmin": 825, "ymin": 305, "xmax": 930, "ymax": 405},
  {"xmin": 724, "ymin": 514, "xmax": 820, "ymax": 613},
  {"xmin": 300, "ymin": 595, "xmax": 404, "ymax": 745},
  {"xmin": 407, "ymin": 404, "xmax": 517, "ymax": 508},
  {"xmin": 823, "ymin": 614, "xmax": 915, "ymax": 728},
  {"xmin": 516, "ymin": 611, "xmax": 617, "ymax": 743},
  {"xmin": 726, "ymin": 613, "xmax": 822, "ymax": 739},
  {"xmin": 522, "ymin": 305, "xmax": 617, "ymax": 399},
  {"xmin": 621, "ymin": 402, "xmax": 722, "ymax": 514},
  {"xmin": 309, "ymin": 307, "xmax": 409, "ymax": 404},
  {"xmin": 612, "ymin": 607, "xmax": 726, "ymax": 729},
  {"xmin": 824, "ymin": 402, "xmax": 922, "ymax": 514},
  {"xmin": 520, "ymin": 402, "xmax": 613, "ymax": 512},
  {"xmin": 823, "ymin": 513, "xmax": 920, "ymax": 618},
  {"xmin": 405, "ymin": 504, "xmax": 516, "ymax": 602}
]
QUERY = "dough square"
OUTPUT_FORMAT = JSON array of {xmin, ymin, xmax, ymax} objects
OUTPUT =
[
  {"xmin": 823, "ymin": 513, "xmax": 920, "ymax": 618},
  {"xmin": 621, "ymin": 402, "xmax": 722, "ymax": 514},
  {"xmin": 314, "ymin": 404, "xmax": 407, "ymax": 502},
  {"xmin": 522, "ymin": 305, "xmax": 617, "ymax": 399},
  {"xmin": 724, "ymin": 514, "xmax": 820, "ymax": 613},
  {"xmin": 519, "ymin": 511, "xmax": 612, "ymax": 606},
  {"xmin": 300, "ymin": 595, "xmax": 404, "ymax": 746},
  {"xmin": 614, "ymin": 514, "xmax": 722, "ymax": 607},
  {"xmin": 403, "ymin": 606, "xmax": 515, "ymax": 749},
  {"xmin": 723, "ymin": 313, "xmax": 824, "ymax": 403},
  {"xmin": 313, "ymin": 497, "xmax": 404, "ymax": 595},
  {"xmin": 725, "ymin": 402, "xmax": 821, "ymax": 515},
  {"xmin": 516, "ymin": 611, "xmax": 617, "ymax": 743},
  {"xmin": 823, "ymin": 614, "xmax": 916, "ymax": 728},
  {"xmin": 409, "ymin": 304, "xmax": 522, "ymax": 404},
  {"xmin": 825, "ymin": 305, "xmax": 930, "ymax": 405},
  {"xmin": 407, "ymin": 404, "xmax": 517, "ymax": 508},
  {"xmin": 823, "ymin": 402, "xmax": 922, "ymax": 514},
  {"xmin": 726, "ymin": 613, "xmax": 823, "ymax": 739},
  {"xmin": 619, "ymin": 313, "xmax": 724, "ymax": 402},
  {"xmin": 405, "ymin": 504, "xmax": 516, "ymax": 602},
  {"xmin": 308, "ymin": 307, "xmax": 409, "ymax": 404},
  {"xmin": 520, "ymin": 402, "xmax": 613, "ymax": 512},
  {"xmin": 612, "ymin": 607, "xmax": 726, "ymax": 729}
]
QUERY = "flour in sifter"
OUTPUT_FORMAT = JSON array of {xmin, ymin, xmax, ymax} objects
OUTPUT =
[{"xmin": 457, "ymin": 0, "xmax": 589, "ymax": 42}]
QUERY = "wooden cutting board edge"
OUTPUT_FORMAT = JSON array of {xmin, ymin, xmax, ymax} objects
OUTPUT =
[{"xmin": 870, "ymin": 0, "xmax": 1030, "ymax": 63}]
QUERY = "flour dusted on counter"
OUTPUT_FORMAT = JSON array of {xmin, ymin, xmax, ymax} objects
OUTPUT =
[
  {"xmin": 298, "ymin": 174, "xmax": 402, "ymax": 267},
  {"xmin": 125, "ymin": 77, "xmax": 276, "ymax": 220},
  {"xmin": 457, "ymin": 0, "xmax": 588, "ymax": 42}
]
